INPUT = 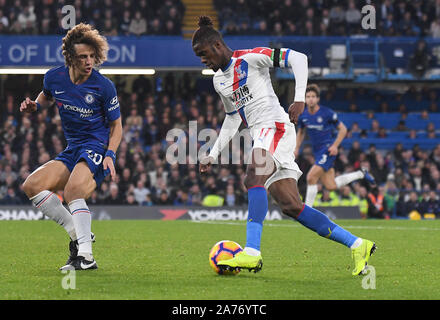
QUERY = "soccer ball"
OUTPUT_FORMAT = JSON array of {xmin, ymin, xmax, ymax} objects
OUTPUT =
[{"xmin": 209, "ymin": 240, "xmax": 243, "ymax": 275}]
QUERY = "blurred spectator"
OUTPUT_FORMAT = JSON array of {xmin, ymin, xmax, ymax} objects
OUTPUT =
[
  {"xmin": 129, "ymin": 11, "xmax": 147, "ymax": 36},
  {"xmin": 367, "ymin": 186, "xmax": 389, "ymax": 219},
  {"xmin": 409, "ymin": 40, "xmax": 432, "ymax": 78},
  {"xmin": 419, "ymin": 190, "xmax": 440, "ymax": 218},
  {"xmin": 339, "ymin": 186, "xmax": 360, "ymax": 207},
  {"xmin": 155, "ymin": 190, "xmax": 172, "ymax": 205},
  {"xmin": 399, "ymin": 191, "xmax": 421, "ymax": 219},
  {"xmin": 106, "ymin": 183, "xmax": 124, "ymax": 205},
  {"xmin": 134, "ymin": 180, "xmax": 151, "ymax": 205},
  {"xmin": 125, "ymin": 192, "xmax": 137, "ymax": 205},
  {"xmin": 345, "ymin": 0, "xmax": 361, "ymax": 33}
]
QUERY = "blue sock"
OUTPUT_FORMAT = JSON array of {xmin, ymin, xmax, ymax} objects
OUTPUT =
[
  {"xmin": 245, "ymin": 186, "xmax": 268, "ymax": 251},
  {"xmin": 296, "ymin": 205, "xmax": 358, "ymax": 248}
]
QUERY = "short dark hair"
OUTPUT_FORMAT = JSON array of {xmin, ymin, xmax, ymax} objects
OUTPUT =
[
  {"xmin": 192, "ymin": 16, "xmax": 223, "ymax": 47},
  {"xmin": 306, "ymin": 84, "xmax": 320, "ymax": 97}
]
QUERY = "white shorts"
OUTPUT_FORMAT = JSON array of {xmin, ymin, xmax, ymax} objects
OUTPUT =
[{"xmin": 250, "ymin": 121, "xmax": 303, "ymax": 189}]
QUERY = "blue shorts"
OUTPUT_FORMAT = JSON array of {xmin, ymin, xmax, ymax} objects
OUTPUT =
[
  {"xmin": 314, "ymin": 147, "xmax": 336, "ymax": 172},
  {"xmin": 55, "ymin": 144, "xmax": 109, "ymax": 187}
]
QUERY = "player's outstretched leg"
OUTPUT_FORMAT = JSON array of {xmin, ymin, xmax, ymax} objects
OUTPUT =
[{"xmin": 269, "ymin": 178, "xmax": 376, "ymax": 275}]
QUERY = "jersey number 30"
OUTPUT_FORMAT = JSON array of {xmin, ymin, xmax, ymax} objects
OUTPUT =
[{"xmin": 86, "ymin": 149, "xmax": 103, "ymax": 165}]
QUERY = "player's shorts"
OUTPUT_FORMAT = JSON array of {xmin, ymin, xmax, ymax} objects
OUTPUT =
[
  {"xmin": 250, "ymin": 121, "xmax": 303, "ymax": 189},
  {"xmin": 55, "ymin": 144, "xmax": 109, "ymax": 186},
  {"xmin": 313, "ymin": 147, "xmax": 336, "ymax": 172}
]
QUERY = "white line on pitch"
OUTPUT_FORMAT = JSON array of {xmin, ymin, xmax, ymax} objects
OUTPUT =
[{"xmin": 191, "ymin": 220, "xmax": 440, "ymax": 231}]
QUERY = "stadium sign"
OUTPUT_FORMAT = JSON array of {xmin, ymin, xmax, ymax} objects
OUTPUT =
[
  {"xmin": 0, "ymin": 206, "xmax": 361, "ymax": 220},
  {"xmin": 0, "ymin": 208, "xmax": 48, "ymax": 220}
]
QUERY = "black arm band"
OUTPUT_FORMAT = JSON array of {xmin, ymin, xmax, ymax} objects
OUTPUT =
[{"xmin": 273, "ymin": 48, "xmax": 280, "ymax": 68}]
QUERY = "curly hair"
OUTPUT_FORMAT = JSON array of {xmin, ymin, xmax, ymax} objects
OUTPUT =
[{"xmin": 62, "ymin": 23, "xmax": 109, "ymax": 67}]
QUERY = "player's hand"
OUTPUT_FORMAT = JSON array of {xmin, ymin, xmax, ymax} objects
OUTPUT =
[
  {"xmin": 288, "ymin": 101, "xmax": 305, "ymax": 124},
  {"xmin": 199, "ymin": 156, "xmax": 215, "ymax": 174},
  {"xmin": 20, "ymin": 97, "xmax": 37, "ymax": 113},
  {"xmin": 328, "ymin": 145, "xmax": 338, "ymax": 156},
  {"xmin": 294, "ymin": 149, "xmax": 300, "ymax": 158},
  {"xmin": 103, "ymin": 156, "xmax": 116, "ymax": 182}
]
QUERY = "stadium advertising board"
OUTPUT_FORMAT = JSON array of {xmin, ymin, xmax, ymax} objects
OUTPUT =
[{"xmin": 0, "ymin": 206, "xmax": 361, "ymax": 221}]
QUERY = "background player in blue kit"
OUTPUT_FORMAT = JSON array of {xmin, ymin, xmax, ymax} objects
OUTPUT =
[
  {"xmin": 295, "ymin": 84, "xmax": 375, "ymax": 207},
  {"xmin": 19, "ymin": 23, "xmax": 123, "ymax": 270}
]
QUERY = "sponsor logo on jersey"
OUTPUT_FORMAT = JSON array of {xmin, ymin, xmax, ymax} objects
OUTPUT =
[
  {"xmin": 85, "ymin": 94, "xmax": 95, "ymax": 104},
  {"xmin": 231, "ymin": 84, "xmax": 253, "ymax": 110},
  {"xmin": 108, "ymin": 96, "xmax": 120, "ymax": 112},
  {"xmin": 110, "ymin": 96, "xmax": 118, "ymax": 105},
  {"xmin": 63, "ymin": 104, "xmax": 93, "ymax": 118}
]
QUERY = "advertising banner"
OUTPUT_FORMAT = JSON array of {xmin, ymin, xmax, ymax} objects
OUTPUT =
[{"xmin": 0, "ymin": 206, "xmax": 361, "ymax": 221}]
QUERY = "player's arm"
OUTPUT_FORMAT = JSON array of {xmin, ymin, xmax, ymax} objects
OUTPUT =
[
  {"xmin": 200, "ymin": 112, "xmax": 242, "ymax": 173},
  {"xmin": 103, "ymin": 117, "xmax": 122, "ymax": 181},
  {"xmin": 285, "ymin": 49, "xmax": 308, "ymax": 124},
  {"xmin": 103, "ymin": 80, "xmax": 122, "ymax": 181},
  {"xmin": 245, "ymin": 47, "xmax": 308, "ymax": 124},
  {"xmin": 328, "ymin": 121, "xmax": 347, "ymax": 156},
  {"xmin": 20, "ymin": 91, "xmax": 54, "ymax": 113}
]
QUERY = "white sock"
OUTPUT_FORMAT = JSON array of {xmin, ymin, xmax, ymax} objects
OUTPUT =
[
  {"xmin": 68, "ymin": 199, "xmax": 92, "ymax": 256},
  {"xmin": 335, "ymin": 171, "xmax": 364, "ymax": 188},
  {"xmin": 31, "ymin": 190, "xmax": 76, "ymax": 240},
  {"xmin": 244, "ymin": 247, "xmax": 261, "ymax": 256},
  {"xmin": 350, "ymin": 238, "xmax": 363, "ymax": 249},
  {"xmin": 305, "ymin": 184, "xmax": 318, "ymax": 207}
]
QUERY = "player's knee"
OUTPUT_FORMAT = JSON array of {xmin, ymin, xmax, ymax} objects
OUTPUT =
[
  {"xmin": 244, "ymin": 167, "xmax": 257, "ymax": 189},
  {"xmin": 22, "ymin": 175, "xmax": 41, "ymax": 198},
  {"xmin": 64, "ymin": 183, "xmax": 84, "ymax": 204},
  {"xmin": 325, "ymin": 182, "xmax": 337, "ymax": 191},
  {"xmin": 280, "ymin": 200, "xmax": 304, "ymax": 219}
]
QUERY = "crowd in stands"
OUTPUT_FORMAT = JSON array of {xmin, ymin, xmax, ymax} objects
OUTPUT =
[
  {"xmin": 5, "ymin": 0, "xmax": 440, "ymax": 38},
  {"xmin": 215, "ymin": 0, "xmax": 440, "ymax": 38},
  {"xmin": 0, "ymin": 0, "xmax": 184, "ymax": 36},
  {"xmin": 1, "ymin": 73, "xmax": 440, "ymax": 220}
]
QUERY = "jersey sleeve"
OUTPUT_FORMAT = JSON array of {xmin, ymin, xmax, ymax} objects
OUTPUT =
[
  {"xmin": 238, "ymin": 47, "xmax": 296, "ymax": 69},
  {"xmin": 42, "ymin": 72, "xmax": 53, "ymax": 98},
  {"xmin": 103, "ymin": 79, "xmax": 121, "ymax": 122},
  {"xmin": 327, "ymin": 108, "xmax": 340, "ymax": 126},
  {"xmin": 241, "ymin": 47, "xmax": 308, "ymax": 102}
]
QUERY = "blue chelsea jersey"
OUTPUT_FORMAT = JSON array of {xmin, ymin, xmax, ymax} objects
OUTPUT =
[
  {"xmin": 297, "ymin": 105, "xmax": 340, "ymax": 153},
  {"xmin": 43, "ymin": 66, "xmax": 121, "ymax": 148}
]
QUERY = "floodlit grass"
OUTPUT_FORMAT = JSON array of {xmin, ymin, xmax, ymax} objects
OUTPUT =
[{"xmin": 1, "ymin": 219, "xmax": 439, "ymax": 300}]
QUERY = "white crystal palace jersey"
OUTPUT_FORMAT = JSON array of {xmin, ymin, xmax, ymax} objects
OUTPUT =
[{"xmin": 213, "ymin": 47, "xmax": 304, "ymax": 128}]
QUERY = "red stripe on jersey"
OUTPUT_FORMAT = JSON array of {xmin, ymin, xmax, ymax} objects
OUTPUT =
[
  {"xmin": 281, "ymin": 50, "xmax": 286, "ymax": 63},
  {"xmin": 269, "ymin": 122, "xmax": 286, "ymax": 154},
  {"xmin": 233, "ymin": 47, "xmax": 272, "ymax": 58},
  {"xmin": 233, "ymin": 59, "xmax": 242, "ymax": 91}
]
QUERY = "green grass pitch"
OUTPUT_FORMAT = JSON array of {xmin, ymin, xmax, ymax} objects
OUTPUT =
[{"xmin": 1, "ymin": 219, "xmax": 440, "ymax": 300}]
